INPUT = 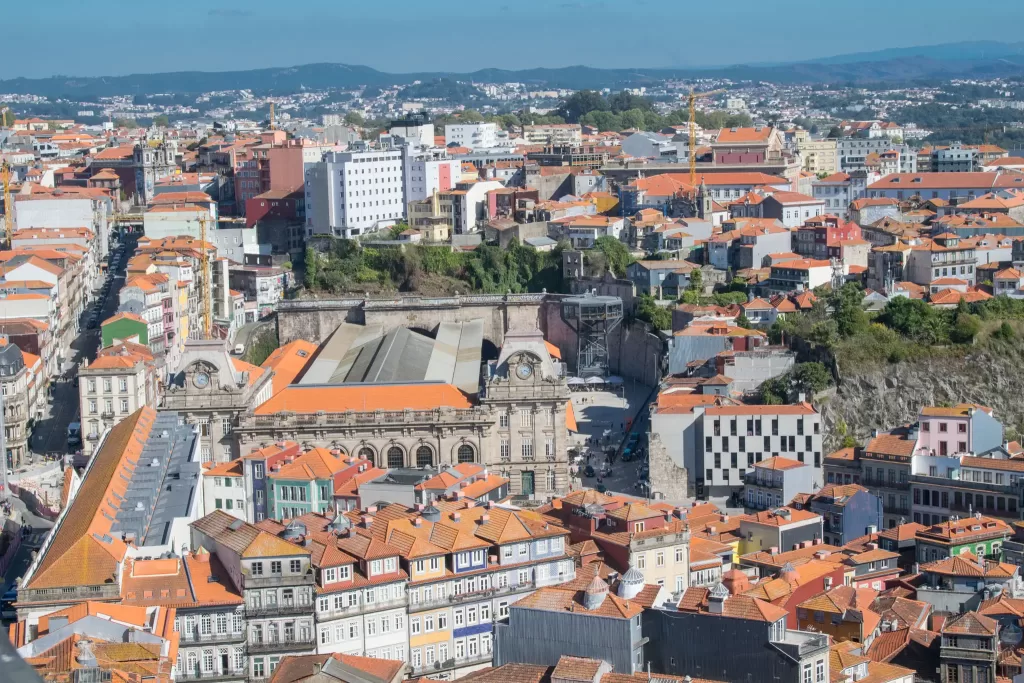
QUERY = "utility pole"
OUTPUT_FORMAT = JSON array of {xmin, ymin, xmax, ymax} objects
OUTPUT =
[{"xmin": 0, "ymin": 383, "xmax": 8, "ymax": 506}]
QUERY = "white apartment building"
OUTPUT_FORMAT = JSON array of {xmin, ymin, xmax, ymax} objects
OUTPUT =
[
  {"xmin": 811, "ymin": 171, "xmax": 877, "ymax": 219},
  {"xmin": 444, "ymin": 123, "xmax": 504, "ymax": 150},
  {"xmin": 304, "ymin": 149, "xmax": 405, "ymax": 239},
  {"xmin": 404, "ymin": 150, "xmax": 460, "ymax": 204},
  {"xmin": 201, "ymin": 461, "xmax": 247, "ymax": 520},
  {"xmin": 524, "ymin": 124, "xmax": 582, "ymax": 146},
  {"xmin": 694, "ymin": 403, "xmax": 824, "ymax": 497},
  {"xmin": 79, "ymin": 351, "xmax": 153, "ymax": 456},
  {"xmin": 390, "ymin": 117, "xmax": 435, "ymax": 149}
]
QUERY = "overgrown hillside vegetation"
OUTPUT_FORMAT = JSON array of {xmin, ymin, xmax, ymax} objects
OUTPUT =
[
  {"xmin": 779, "ymin": 284, "xmax": 1024, "ymax": 448},
  {"xmin": 301, "ymin": 239, "xmax": 565, "ymax": 296}
]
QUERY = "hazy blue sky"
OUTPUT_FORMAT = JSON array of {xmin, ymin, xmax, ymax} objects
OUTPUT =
[{"xmin": 9, "ymin": 0, "xmax": 1024, "ymax": 78}]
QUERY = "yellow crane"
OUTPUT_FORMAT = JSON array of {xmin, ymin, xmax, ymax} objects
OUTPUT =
[
  {"xmin": 269, "ymin": 102, "xmax": 275, "ymax": 131},
  {"xmin": 688, "ymin": 88, "xmax": 727, "ymax": 188},
  {"xmin": 198, "ymin": 214, "xmax": 212, "ymax": 339}
]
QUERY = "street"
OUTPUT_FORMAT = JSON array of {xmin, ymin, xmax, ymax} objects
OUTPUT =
[
  {"xmin": 568, "ymin": 381, "xmax": 655, "ymax": 497},
  {"xmin": 30, "ymin": 236, "xmax": 131, "ymax": 458}
]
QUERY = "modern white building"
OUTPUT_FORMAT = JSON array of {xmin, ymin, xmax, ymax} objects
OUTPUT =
[
  {"xmin": 403, "ymin": 149, "xmax": 461, "ymax": 204},
  {"xmin": 390, "ymin": 116, "xmax": 435, "ymax": 149},
  {"xmin": 694, "ymin": 403, "xmax": 824, "ymax": 497},
  {"xmin": 444, "ymin": 123, "xmax": 506, "ymax": 150},
  {"xmin": 304, "ymin": 149, "xmax": 406, "ymax": 238}
]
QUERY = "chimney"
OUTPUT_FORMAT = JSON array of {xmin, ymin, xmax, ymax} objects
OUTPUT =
[
  {"xmin": 769, "ymin": 546, "xmax": 779, "ymax": 556},
  {"xmin": 412, "ymin": 518, "xmax": 422, "ymax": 527},
  {"xmin": 479, "ymin": 513, "xmax": 490, "ymax": 523},
  {"xmin": 452, "ymin": 512, "xmax": 461, "ymax": 522},
  {"xmin": 867, "ymin": 542, "xmax": 878, "ymax": 551},
  {"xmin": 365, "ymin": 505, "xmax": 378, "ymax": 514}
]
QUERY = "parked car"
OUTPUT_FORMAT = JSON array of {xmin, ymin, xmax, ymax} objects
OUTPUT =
[{"xmin": 584, "ymin": 465, "xmax": 595, "ymax": 478}]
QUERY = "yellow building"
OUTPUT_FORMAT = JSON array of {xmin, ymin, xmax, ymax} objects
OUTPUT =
[
  {"xmin": 795, "ymin": 585, "xmax": 880, "ymax": 643},
  {"xmin": 799, "ymin": 138, "xmax": 839, "ymax": 174}
]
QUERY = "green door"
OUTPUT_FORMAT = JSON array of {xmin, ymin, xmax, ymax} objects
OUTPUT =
[{"xmin": 521, "ymin": 471, "xmax": 535, "ymax": 496}]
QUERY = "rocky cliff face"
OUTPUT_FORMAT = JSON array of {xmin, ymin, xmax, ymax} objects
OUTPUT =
[{"xmin": 819, "ymin": 346, "xmax": 1024, "ymax": 451}]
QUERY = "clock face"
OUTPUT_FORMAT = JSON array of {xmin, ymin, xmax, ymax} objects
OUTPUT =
[
  {"xmin": 516, "ymin": 363, "xmax": 533, "ymax": 380},
  {"xmin": 194, "ymin": 372, "xmax": 211, "ymax": 389}
]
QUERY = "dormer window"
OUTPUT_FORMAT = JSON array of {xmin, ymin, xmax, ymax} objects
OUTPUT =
[{"xmin": 634, "ymin": 522, "xmax": 645, "ymax": 533}]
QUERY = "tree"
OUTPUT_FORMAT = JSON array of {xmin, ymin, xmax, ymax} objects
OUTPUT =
[
  {"xmin": 608, "ymin": 91, "xmax": 652, "ymax": 114},
  {"xmin": 993, "ymin": 321, "xmax": 1016, "ymax": 341},
  {"xmin": 152, "ymin": 114, "xmax": 169, "ymax": 128},
  {"xmin": 950, "ymin": 311, "xmax": 981, "ymax": 344},
  {"xmin": 114, "ymin": 117, "xmax": 138, "ymax": 128},
  {"xmin": 636, "ymin": 294, "xmax": 672, "ymax": 331},
  {"xmin": 555, "ymin": 90, "xmax": 609, "ymax": 123},
  {"xmin": 303, "ymin": 246, "xmax": 320, "ymax": 289},
  {"xmin": 827, "ymin": 126, "xmax": 843, "ymax": 139},
  {"xmin": 580, "ymin": 110, "xmax": 622, "ymax": 132},
  {"xmin": 592, "ymin": 236, "xmax": 633, "ymax": 277},
  {"xmin": 688, "ymin": 268, "xmax": 704, "ymax": 296},
  {"xmin": 736, "ymin": 314, "xmax": 753, "ymax": 329},
  {"xmin": 878, "ymin": 297, "xmax": 948, "ymax": 344},
  {"xmin": 458, "ymin": 109, "xmax": 484, "ymax": 124},
  {"xmin": 829, "ymin": 283, "xmax": 868, "ymax": 338},
  {"xmin": 618, "ymin": 109, "xmax": 648, "ymax": 130},
  {"xmin": 344, "ymin": 111, "xmax": 365, "ymax": 126},
  {"xmin": 0, "ymin": 106, "xmax": 13, "ymax": 128},
  {"xmin": 791, "ymin": 362, "xmax": 832, "ymax": 395}
]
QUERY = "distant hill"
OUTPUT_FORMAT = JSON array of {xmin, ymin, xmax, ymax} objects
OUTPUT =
[{"xmin": 4, "ymin": 43, "xmax": 1024, "ymax": 98}]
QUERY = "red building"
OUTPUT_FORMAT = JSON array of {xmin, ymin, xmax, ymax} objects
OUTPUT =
[
  {"xmin": 245, "ymin": 189, "xmax": 304, "ymax": 228},
  {"xmin": 794, "ymin": 214, "xmax": 863, "ymax": 260}
]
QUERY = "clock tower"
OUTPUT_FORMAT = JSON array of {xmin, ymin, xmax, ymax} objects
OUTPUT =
[{"xmin": 482, "ymin": 331, "xmax": 572, "ymax": 498}]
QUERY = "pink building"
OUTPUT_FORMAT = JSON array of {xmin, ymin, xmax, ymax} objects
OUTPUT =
[{"xmin": 917, "ymin": 403, "xmax": 1004, "ymax": 457}]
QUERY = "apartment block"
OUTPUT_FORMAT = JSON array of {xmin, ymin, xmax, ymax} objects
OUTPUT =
[{"xmin": 304, "ymin": 149, "xmax": 405, "ymax": 238}]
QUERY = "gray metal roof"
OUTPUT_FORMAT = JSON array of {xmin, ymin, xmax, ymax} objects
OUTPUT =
[
  {"xmin": 299, "ymin": 321, "xmax": 482, "ymax": 394},
  {"xmin": 109, "ymin": 411, "xmax": 199, "ymax": 547}
]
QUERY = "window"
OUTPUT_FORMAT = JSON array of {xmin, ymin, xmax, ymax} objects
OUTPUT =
[
  {"xmin": 118, "ymin": 378, "xmax": 128, "ymax": 392},
  {"xmin": 416, "ymin": 445, "xmax": 433, "ymax": 467},
  {"xmin": 387, "ymin": 446, "xmax": 404, "ymax": 469},
  {"xmin": 522, "ymin": 439, "xmax": 534, "ymax": 460},
  {"xmin": 500, "ymin": 439, "xmax": 510, "ymax": 461},
  {"xmin": 270, "ymin": 561, "xmax": 282, "ymax": 575},
  {"xmin": 251, "ymin": 562, "xmax": 263, "ymax": 576},
  {"xmin": 636, "ymin": 553, "xmax": 646, "ymax": 569},
  {"xmin": 458, "ymin": 444, "xmax": 475, "ymax": 463},
  {"xmin": 656, "ymin": 551, "xmax": 665, "ymax": 567},
  {"xmin": 520, "ymin": 409, "xmax": 533, "ymax": 427},
  {"xmin": 290, "ymin": 559, "xmax": 301, "ymax": 574},
  {"xmin": 499, "ymin": 413, "xmax": 509, "ymax": 428},
  {"xmin": 675, "ymin": 547, "xmax": 684, "ymax": 563}
]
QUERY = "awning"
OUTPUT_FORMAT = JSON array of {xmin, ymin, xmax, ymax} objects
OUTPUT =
[
  {"xmin": 585, "ymin": 376, "xmax": 604, "ymax": 385},
  {"xmin": 567, "ymin": 377, "xmax": 585, "ymax": 386},
  {"xmin": 566, "ymin": 401, "xmax": 578, "ymax": 432}
]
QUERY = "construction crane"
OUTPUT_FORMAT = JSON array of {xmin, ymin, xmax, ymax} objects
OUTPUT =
[
  {"xmin": 1, "ymin": 160, "xmax": 11, "ymax": 248},
  {"xmin": 269, "ymin": 102, "xmax": 275, "ymax": 131},
  {"xmin": 198, "ymin": 214, "xmax": 212, "ymax": 339},
  {"xmin": 688, "ymin": 89, "xmax": 726, "ymax": 188}
]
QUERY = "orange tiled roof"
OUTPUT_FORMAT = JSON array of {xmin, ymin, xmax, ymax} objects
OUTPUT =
[{"xmin": 255, "ymin": 383, "xmax": 472, "ymax": 415}]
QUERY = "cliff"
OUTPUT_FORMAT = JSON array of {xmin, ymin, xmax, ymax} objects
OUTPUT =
[{"xmin": 818, "ymin": 343, "xmax": 1024, "ymax": 451}]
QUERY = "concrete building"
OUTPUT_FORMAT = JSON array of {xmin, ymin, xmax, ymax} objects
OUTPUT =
[
  {"xmin": 304, "ymin": 149, "xmax": 406, "ymax": 238},
  {"xmin": 389, "ymin": 113, "xmax": 435, "ymax": 149},
  {"xmin": 696, "ymin": 403, "xmax": 823, "ymax": 498},
  {"xmin": 445, "ymin": 123, "xmax": 505, "ymax": 150},
  {"xmin": 402, "ymin": 148, "xmax": 459, "ymax": 204},
  {"xmin": 237, "ymin": 327, "xmax": 574, "ymax": 498},
  {"xmin": 811, "ymin": 171, "xmax": 876, "ymax": 219},
  {"xmin": 798, "ymin": 138, "xmax": 838, "ymax": 174},
  {"xmin": 792, "ymin": 484, "xmax": 884, "ymax": 547},
  {"xmin": 524, "ymin": 124, "xmax": 582, "ymax": 146},
  {"xmin": 160, "ymin": 339, "xmax": 274, "ymax": 462},
  {"xmin": 744, "ymin": 456, "xmax": 815, "ymax": 511},
  {"xmin": 17, "ymin": 408, "xmax": 201, "ymax": 624},
  {"xmin": 79, "ymin": 342, "xmax": 157, "ymax": 457},
  {"xmin": 0, "ymin": 340, "xmax": 39, "ymax": 469},
  {"xmin": 191, "ymin": 511, "xmax": 318, "ymax": 679}
]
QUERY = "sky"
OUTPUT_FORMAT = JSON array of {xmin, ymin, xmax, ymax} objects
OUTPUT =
[{"xmin": 8, "ymin": 0, "xmax": 1024, "ymax": 79}]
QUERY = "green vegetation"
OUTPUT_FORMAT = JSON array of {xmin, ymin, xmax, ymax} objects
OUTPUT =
[
  {"xmin": 246, "ymin": 328, "xmax": 280, "ymax": 366},
  {"xmin": 589, "ymin": 236, "xmax": 634, "ymax": 278},
  {"xmin": 636, "ymin": 294, "xmax": 672, "ymax": 330},
  {"xmin": 760, "ymin": 362, "xmax": 833, "ymax": 404},
  {"xmin": 401, "ymin": 79, "xmax": 485, "ymax": 103},
  {"xmin": 113, "ymin": 117, "xmax": 138, "ymax": 128},
  {"xmin": 151, "ymin": 114, "xmax": 169, "ymax": 127},
  {"xmin": 553, "ymin": 89, "xmax": 751, "ymax": 132},
  {"xmin": 303, "ymin": 238, "xmax": 564, "ymax": 295}
]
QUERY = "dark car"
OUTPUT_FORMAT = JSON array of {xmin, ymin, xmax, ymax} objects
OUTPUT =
[{"xmin": 584, "ymin": 465, "xmax": 595, "ymax": 478}]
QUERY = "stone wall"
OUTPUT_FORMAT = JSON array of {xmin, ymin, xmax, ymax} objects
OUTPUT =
[{"xmin": 647, "ymin": 432, "xmax": 689, "ymax": 502}]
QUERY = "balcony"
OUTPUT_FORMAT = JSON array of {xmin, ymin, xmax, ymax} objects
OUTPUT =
[
  {"xmin": 410, "ymin": 582, "xmax": 533, "ymax": 612},
  {"xmin": 247, "ymin": 637, "xmax": 316, "ymax": 655},
  {"xmin": 241, "ymin": 572, "xmax": 315, "ymax": 590},
  {"xmin": 245, "ymin": 601, "xmax": 314, "ymax": 618},
  {"xmin": 178, "ymin": 631, "xmax": 247, "ymax": 646},
  {"xmin": 178, "ymin": 670, "xmax": 248, "ymax": 682},
  {"xmin": 939, "ymin": 646, "xmax": 996, "ymax": 662},
  {"xmin": 86, "ymin": 432, "xmax": 101, "ymax": 442},
  {"xmin": 409, "ymin": 652, "xmax": 493, "ymax": 677},
  {"xmin": 863, "ymin": 477, "xmax": 911, "ymax": 491}
]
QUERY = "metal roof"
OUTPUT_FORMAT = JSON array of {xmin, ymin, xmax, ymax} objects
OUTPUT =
[
  {"xmin": 299, "ymin": 321, "xmax": 482, "ymax": 394},
  {"xmin": 109, "ymin": 411, "xmax": 199, "ymax": 547}
]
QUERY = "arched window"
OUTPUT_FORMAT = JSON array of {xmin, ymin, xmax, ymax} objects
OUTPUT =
[
  {"xmin": 416, "ymin": 445, "xmax": 433, "ymax": 468},
  {"xmin": 457, "ymin": 444, "xmax": 475, "ymax": 464},
  {"xmin": 387, "ymin": 446, "xmax": 404, "ymax": 469},
  {"xmin": 186, "ymin": 652, "xmax": 198, "ymax": 675},
  {"xmin": 358, "ymin": 447, "xmax": 374, "ymax": 462}
]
